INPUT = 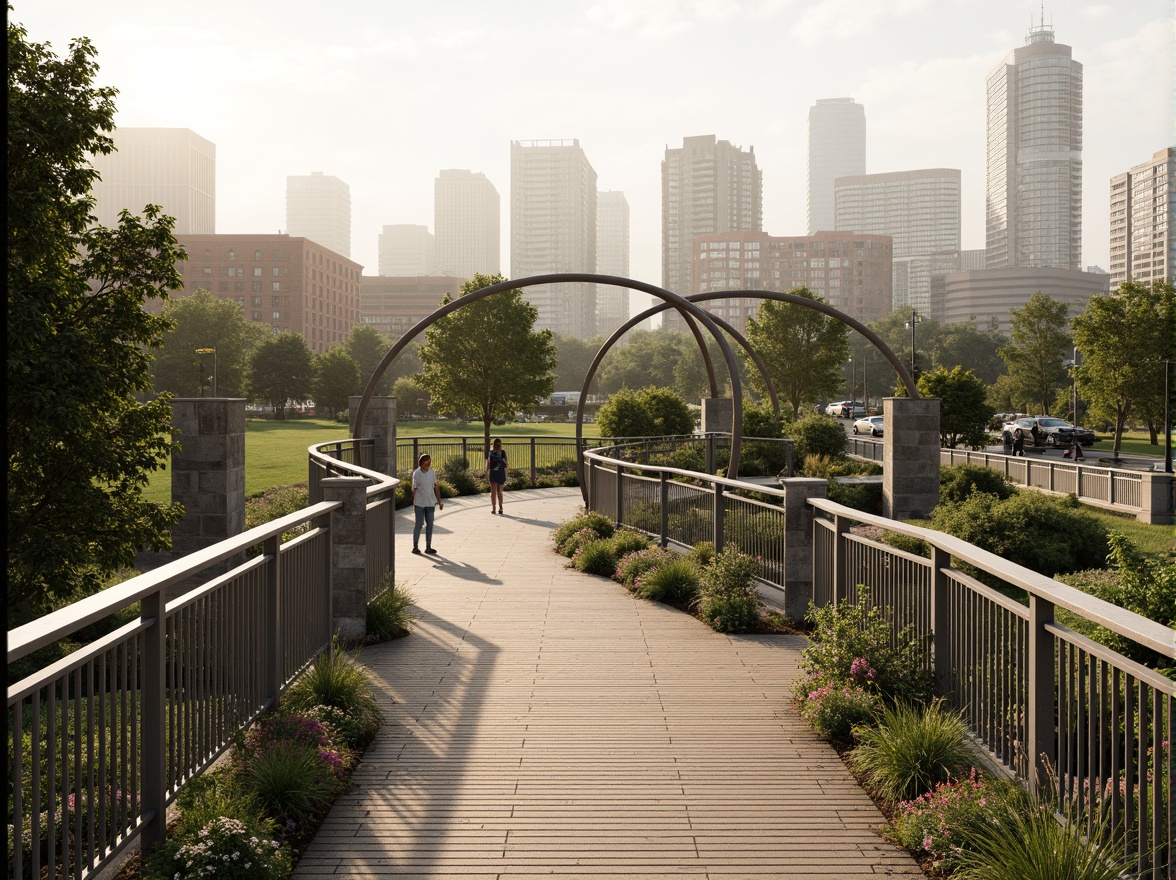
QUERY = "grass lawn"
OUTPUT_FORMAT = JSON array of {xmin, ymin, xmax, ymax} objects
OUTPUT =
[
  {"xmin": 1091, "ymin": 429, "xmax": 1172, "ymax": 459},
  {"xmin": 142, "ymin": 418, "xmax": 594, "ymax": 505}
]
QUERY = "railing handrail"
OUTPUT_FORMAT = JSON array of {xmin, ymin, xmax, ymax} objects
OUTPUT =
[
  {"xmin": 806, "ymin": 497, "xmax": 1175, "ymax": 659},
  {"xmin": 308, "ymin": 439, "xmax": 399, "ymax": 493},
  {"xmin": 584, "ymin": 445, "xmax": 789, "ymax": 498}
]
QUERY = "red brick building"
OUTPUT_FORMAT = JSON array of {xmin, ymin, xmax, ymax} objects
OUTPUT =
[{"xmin": 172, "ymin": 234, "xmax": 362, "ymax": 353}]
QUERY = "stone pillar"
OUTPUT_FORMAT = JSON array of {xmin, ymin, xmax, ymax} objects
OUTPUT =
[
  {"xmin": 321, "ymin": 476, "xmax": 368, "ymax": 641},
  {"xmin": 780, "ymin": 478, "xmax": 828, "ymax": 621},
  {"xmin": 350, "ymin": 396, "xmax": 397, "ymax": 475},
  {"xmin": 170, "ymin": 398, "xmax": 246, "ymax": 557},
  {"xmin": 1137, "ymin": 471, "xmax": 1176, "ymax": 525},
  {"xmin": 701, "ymin": 397, "xmax": 734, "ymax": 435},
  {"xmin": 883, "ymin": 396, "xmax": 941, "ymax": 520}
]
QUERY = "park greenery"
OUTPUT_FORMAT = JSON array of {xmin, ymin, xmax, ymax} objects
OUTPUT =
[
  {"xmin": 7, "ymin": 19, "xmax": 185, "ymax": 625},
  {"xmin": 417, "ymin": 273, "xmax": 558, "ymax": 452},
  {"xmin": 595, "ymin": 385, "xmax": 694, "ymax": 438}
]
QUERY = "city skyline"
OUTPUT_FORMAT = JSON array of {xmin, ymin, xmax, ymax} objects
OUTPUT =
[{"xmin": 16, "ymin": 1, "xmax": 1171, "ymax": 319}]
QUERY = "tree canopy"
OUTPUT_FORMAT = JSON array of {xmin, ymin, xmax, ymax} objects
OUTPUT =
[
  {"xmin": 248, "ymin": 331, "xmax": 314, "ymax": 419},
  {"xmin": 917, "ymin": 366, "xmax": 993, "ymax": 449},
  {"xmin": 743, "ymin": 289, "xmax": 850, "ymax": 418},
  {"xmin": 345, "ymin": 323, "xmax": 397, "ymax": 396},
  {"xmin": 8, "ymin": 20, "xmax": 184, "ymax": 623},
  {"xmin": 552, "ymin": 333, "xmax": 605, "ymax": 393},
  {"xmin": 416, "ymin": 273, "xmax": 557, "ymax": 451},
  {"xmin": 999, "ymin": 293, "xmax": 1072, "ymax": 416},
  {"xmin": 1072, "ymin": 280, "xmax": 1175, "ymax": 454},
  {"xmin": 152, "ymin": 289, "xmax": 268, "ymax": 398},
  {"xmin": 312, "ymin": 344, "xmax": 361, "ymax": 418},
  {"xmin": 596, "ymin": 386, "xmax": 693, "ymax": 438}
]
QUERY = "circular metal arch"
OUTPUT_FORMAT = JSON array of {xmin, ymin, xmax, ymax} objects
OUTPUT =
[
  {"xmin": 574, "ymin": 288, "xmax": 919, "ymax": 502},
  {"xmin": 351, "ymin": 273, "xmax": 747, "ymax": 480}
]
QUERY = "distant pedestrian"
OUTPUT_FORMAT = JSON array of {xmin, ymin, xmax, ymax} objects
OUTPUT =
[
  {"xmin": 411, "ymin": 453, "xmax": 443, "ymax": 555},
  {"xmin": 486, "ymin": 438, "xmax": 508, "ymax": 514},
  {"xmin": 1012, "ymin": 432, "xmax": 1025, "ymax": 457}
]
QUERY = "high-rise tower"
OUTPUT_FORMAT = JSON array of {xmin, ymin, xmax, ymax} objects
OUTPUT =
[
  {"xmin": 89, "ymin": 128, "xmax": 216, "ymax": 234},
  {"xmin": 661, "ymin": 135, "xmax": 762, "ymax": 331},
  {"xmin": 985, "ymin": 21, "xmax": 1082, "ymax": 270},
  {"xmin": 434, "ymin": 169, "xmax": 500, "ymax": 278},
  {"xmin": 286, "ymin": 172, "xmax": 351, "ymax": 258},
  {"xmin": 596, "ymin": 191, "xmax": 631, "ymax": 337},
  {"xmin": 1109, "ymin": 148, "xmax": 1175, "ymax": 287},
  {"xmin": 510, "ymin": 140, "xmax": 598, "ymax": 338},
  {"xmin": 807, "ymin": 99, "xmax": 866, "ymax": 234}
]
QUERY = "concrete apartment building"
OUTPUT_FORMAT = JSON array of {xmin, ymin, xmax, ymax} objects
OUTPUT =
[
  {"xmin": 807, "ymin": 99, "xmax": 866, "ymax": 234},
  {"xmin": 985, "ymin": 22, "xmax": 1082, "ymax": 270},
  {"xmin": 434, "ymin": 170, "xmax": 500, "ymax": 279},
  {"xmin": 596, "ymin": 191, "xmax": 631, "ymax": 337},
  {"xmin": 662, "ymin": 135, "xmax": 762, "ymax": 331},
  {"xmin": 286, "ymin": 172, "xmax": 351, "ymax": 259},
  {"xmin": 510, "ymin": 140, "xmax": 598, "ymax": 339},
  {"xmin": 173, "ymin": 234, "xmax": 361, "ymax": 353},
  {"xmin": 359, "ymin": 275, "xmax": 467, "ymax": 341},
  {"xmin": 1109, "ymin": 147, "xmax": 1176, "ymax": 287},
  {"xmin": 378, "ymin": 225, "xmax": 436, "ymax": 276},
  {"xmin": 834, "ymin": 168, "xmax": 961, "ymax": 315},
  {"xmin": 691, "ymin": 231, "xmax": 893, "ymax": 334},
  {"xmin": 89, "ymin": 127, "xmax": 216, "ymax": 234}
]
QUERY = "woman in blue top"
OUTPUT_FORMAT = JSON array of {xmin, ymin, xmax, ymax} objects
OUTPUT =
[{"xmin": 485, "ymin": 438, "xmax": 508, "ymax": 515}]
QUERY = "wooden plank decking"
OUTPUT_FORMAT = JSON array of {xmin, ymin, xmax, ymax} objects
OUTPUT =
[{"xmin": 294, "ymin": 487, "xmax": 920, "ymax": 878}]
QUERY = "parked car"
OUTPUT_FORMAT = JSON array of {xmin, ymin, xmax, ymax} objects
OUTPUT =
[
  {"xmin": 1002, "ymin": 416, "xmax": 1096, "ymax": 448},
  {"xmin": 826, "ymin": 400, "xmax": 865, "ymax": 418},
  {"xmin": 852, "ymin": 416, "xmax": 884, "ymax": 437}
]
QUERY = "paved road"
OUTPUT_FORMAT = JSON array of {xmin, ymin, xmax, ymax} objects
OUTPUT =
[{"xmin": 294, "ymin": 488, "xmax": 921, "ymax": 879}]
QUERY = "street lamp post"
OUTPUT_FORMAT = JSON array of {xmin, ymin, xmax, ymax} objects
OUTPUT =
[
  {"xmin": 904, "ymin": 310, "xmax": 922, "ymax": 381},
  {"xmin": 196, "ymin": 348, "xmax": 216, "ymax": 397},
  {"xmin": 1165, "ymin": 359, "xmax": 1172, "ymax": 474}
]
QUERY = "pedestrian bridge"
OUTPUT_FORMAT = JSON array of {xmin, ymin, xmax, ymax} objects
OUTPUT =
[{"xmin": 294, "ymin": 488, "xmax": 921, "ymax": 878}]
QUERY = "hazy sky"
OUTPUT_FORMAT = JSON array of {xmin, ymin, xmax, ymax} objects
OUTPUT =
[{"xmin": 16, "ymin": 0, "xmax": 1174, "ymax": 318}]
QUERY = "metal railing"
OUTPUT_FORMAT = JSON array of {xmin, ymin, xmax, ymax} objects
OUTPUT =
[
  {"xmin": 7, "ymin": 441, "xmax": 397, "ymax": 879},
  {"xmin": 396, "ymin": 434, "xmax": 595, "ymax": 485},
  {"xmin": 846, "ymin": 436, "xmax": 1173, "ymax": 522},
  {"xmin": 584, "ymin": 443, "xmax": 1174, "ymax": 878}
]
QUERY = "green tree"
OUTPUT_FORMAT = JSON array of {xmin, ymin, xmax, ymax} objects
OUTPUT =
[
  {"xmin": 932, "ymin": 317, "xmax": 1007, "ymax": 385},
  {"xmin": 638, "ymin": 387, "xmax": 694, "ymax": 436},
  {"xmin": 312, "ymin": 344, "xmax": 361, "ymax": 418},
  {"xmin": 743, "ymin": 289, "xmax": 850, "ymax": 418},
  {"xmin": 391, "ymin": 376, "xmax": 431, "ymax": 419},
  {"xmin": 596, "ymin": 387, "xmax": 654, "ymax": 438},
  {"xmin": 152, "ymin": 289, "xmax": 268, "ymax": 397},
  {"xmin": 868, "ymin": 309, "xmax": 942, "ymax": 390},
  {"xmin": 1072, "ymin": 280, "xmax": 1176, "ymax": 454},
  {"xmin": 598, "ymin": 328, "xmax": 681, "ymax": 393},
  {"xmin": 417, "ymin": 273, "xmax": 557, "ymax": 452},
  {"xmin": 552, "ymin": 333, "xmax": 605, "ymax": 393},
  {"xmin": 7, "ymin": 20, "xmax": 185, "ymax": 623},
  {"xmin": 248, "ymin": 331, "xmax": 314, "ymax": 419},
  {"xmin": 917, "ymin": 366, "xmax": 993, "ymax": 449},
  {"xmin": 345, "ymin": 323, "xmax": 396, "ymax": 396},
  {"xmin": 998, "ymin": 293, "xmax": 1071, "ymax": 416}
]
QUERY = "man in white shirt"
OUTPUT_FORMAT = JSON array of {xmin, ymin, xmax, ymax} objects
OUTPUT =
[{"xmin": 411, "ymin": 453, "xmax": 443, "ymax": 554}]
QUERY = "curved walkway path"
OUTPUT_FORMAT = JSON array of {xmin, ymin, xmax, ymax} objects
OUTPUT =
[{"xmin": 294, "ymin": 487, "xmax": 920, "ymax": 878}]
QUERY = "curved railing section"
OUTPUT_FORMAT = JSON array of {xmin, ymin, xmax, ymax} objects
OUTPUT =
[
  {"xmin": 7, "ymin": 438, "xmax": 398, "ymax": 879},
  {"xmin": 583, "ymin": 441, "xmax": 1174, "ymax": 877}
]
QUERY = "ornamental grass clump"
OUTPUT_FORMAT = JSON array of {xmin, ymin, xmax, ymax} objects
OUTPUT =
[
  {"xmin": 282, "ymin": 641, "xmax": 381, "ymax": 748},
  {"xmin": 572, "ymin": 538, "xmax": 619, "ymax": 577},
  {"xmin": 366, "ymin": 577, "xmax": 417, "ymax": 641},
  {"xmin": 635, "ymin": 558, "xmax": 700, "ymax": 606},
  {"xmin": 614, "ymin": 546, "xmax": 675, "ymax": 588},
  {"xmin": 891, "ymin": 769, "xmax": 1027, "ymax": 876},
  {"xmin": 696, "ymin": 544, "xmax": 762, "ymax": 633},
  {"xmin": 559, "ymin": 526, "xmax": 605, "ymax": 559},
  {"xmin": 847, "ymin": 698, "xmax": 973, "ymax": 806},
  {"xmin": 609, "ymin": 528, "xmax": 652, "ymax": 558}
]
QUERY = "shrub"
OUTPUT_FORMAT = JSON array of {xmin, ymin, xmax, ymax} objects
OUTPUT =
[
  {"xmin": 552, "ymin": 510, "xmax": 615, "ymax": 551},
  {"xmin": 609, "ymin": 529, "xmax": 653, "ymax": 558},
  {"xmin": 696, "ymin": 545, "xmax": 762, "ymax": 633},
  {"xmin": 367, "ymin": 578, "xmax": 417, "ymax": 641},
  {"xmin": 435, "ymin": 479, "xmax": 459, "ymax": 499},
  {"xmin": 930, "ymin": 490, "xmax": 1109, "ymax": 580},
  {"xmin": 560, "ymin": 526, "xmax": 604, "ymax": 559},
  {"xmin": 788, "ymin": 413, "xmax": 847, "ymax": 461},
  {"xmin": 798, "ymin": 677, "xmax": 883, "ymax": 740},
  {"xmin": 282, "ymin": 643, "xmax": 381, "ymax": 748},
  {"xmin": 443, "ymin": 468, "xmax": 479, "ymax": 496},
  {"xmin": 879, "ymin": 532, "xmax": 930, "ymax": 558},
  {"xmin": 614, "ymin": 546, "xmax": 675, "ymax": 588},
  {"xmin": 891, "ymin": 770, "xmax": 1028, "ymax": 876},
  {"xmin": 795, "ymin": 586, "xmax": 933, "ymax": 706},
  {"xmin": 572, "ymin": 539, "xmax": 618, "ymax": 577},
  {"xmin": 847, "ymin": 699, "xmax": 973, "ymax": 805},
  {"xmin": 145, "ymin": 815, "xmax": 291, "ymax": 880},
  {"xmin": 938, "ymin": 463, "xmax": 1017, "ymax": 505},
  {"xmin": 660, "ymin": 445, "xmax": 707, "ymax": 473},
  {"xmin": 440, "ymin": 455, "xmax": 470, "ymax": 480},
  {"xmin": 239, "ymin": 746, "xmax": 342, "ymax": 827},
  {"xmin": 685, "ymin": 541, "xmax": 716, "ymax": 569},
  {"xmin": 635, "ymin": 558, "xmax": 700, "ymax": 605}
]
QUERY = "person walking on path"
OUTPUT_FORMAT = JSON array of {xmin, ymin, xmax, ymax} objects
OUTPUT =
[
  {"xmin": 1064, "ymin": 433, "xmax": 1085, "ymax": 461},
  {"xmin": 1012, "ymin": 431, "xmax": 1025, "ymax": 457},
  {"xmin": 411, "ymin": 453, "xmax": 443, "ymax": 554},
  {"xmin": 486, "ymin": 438, "xmax": 508, "ymax": 514}
]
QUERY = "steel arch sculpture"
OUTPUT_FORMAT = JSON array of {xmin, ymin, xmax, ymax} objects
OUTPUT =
[{"xmin": 350, "ymin": 273, "xmax": 749, "ymax": 480}]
